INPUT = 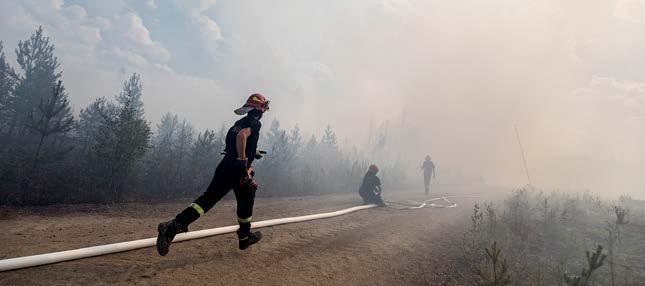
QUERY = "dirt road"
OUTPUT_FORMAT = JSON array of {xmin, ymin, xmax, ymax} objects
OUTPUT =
[{"xmin": 0, "ymin": 191, "xmax": 476, "ymax": 285}]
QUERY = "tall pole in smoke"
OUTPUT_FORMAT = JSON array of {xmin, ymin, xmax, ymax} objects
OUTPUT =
[{"xmin": 514, "ymin": 125, "xmax": 532, "ymax": 187}]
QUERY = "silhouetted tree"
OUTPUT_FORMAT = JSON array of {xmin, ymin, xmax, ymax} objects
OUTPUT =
[
  {"xmin": 319, "ymin": 124, "xmax": 339, "ymax": 173},
  {"xmin": 154, "ymin": 112, "xmax": 178, "ymax": 148},
  {"xmin": 187, "ymin": 129, "xmax": 222, "ymax": 193},
  {"xmin": 321, "ymin": 124, "xmax": 337, "ymax": 148},
  {"xmin": 0, "ymin": 41, "xmax": 18, "ymax": 135},
  {"xmin": 266, "ymin": 119, "xmax": 291, "ymax": 162},
  {"xmin": 9, "ymin": 27, "xmax": 61, "ymax": 137},
  {"xmin": 94, "ymin": 73, "xmax": 150, "ymax": 201},
  {"xmin": 77, "ymin": 97, "xmax": 115, "ymax": 153},
  {"xmin": 147, "ymin": 112, "xmax": 178, "ymax": 194},
  {"xmin": 289, "ymin": 124, "xmax": 303, "ymax": 156},
  {"xmin": 26, "ymin": 80, "xmax": 74, "ymax": 159},
  {"xmin": 175, "ymin": 119, "xmax": 194, "ymax": 186}
]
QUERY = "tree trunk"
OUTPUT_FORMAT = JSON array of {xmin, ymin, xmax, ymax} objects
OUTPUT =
[
  {"xmin": 34, "ymin": 134, "xmax": 46, "ymax": 161},
  {"xmin": 20, "ymin": 175, "xmax": 30, "ymax": 205},
  {"xmin": 176, "ymin": 147, "xmax": 184, "ymax": 189},
  {"xmin": 7, "ymin": 115, "xmax": 16, "ymax": 138}
]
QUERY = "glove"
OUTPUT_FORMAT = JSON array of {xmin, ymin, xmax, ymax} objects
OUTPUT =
[{"xmin": 240, "ymin": 176, "xmax": 259, "ymax": 192}]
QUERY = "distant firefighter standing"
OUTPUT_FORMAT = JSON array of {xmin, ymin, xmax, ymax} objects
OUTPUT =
[{"xmin": 421, "ymin": 155, "xmax": 436, "ymax": 195}]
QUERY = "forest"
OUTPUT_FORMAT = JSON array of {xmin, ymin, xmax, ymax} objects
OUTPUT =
[{"xmin": 0, "ymin": 27, "xmax": 405, "ymax": 205}]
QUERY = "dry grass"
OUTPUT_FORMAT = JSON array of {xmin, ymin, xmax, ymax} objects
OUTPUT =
[{"xmin": 449, "ymin": 188, "xmax": 645, "ymax": 285}]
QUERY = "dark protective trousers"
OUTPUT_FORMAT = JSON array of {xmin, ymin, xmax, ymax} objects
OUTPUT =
[
  {"xmin": 361, "ymin": 192, "xmax": 383, "ymax": 205},
  {"xmin": 359, "ymin": 188, "xmax": 383, "ymax": 205},
  {"xmin": 424, "ymin": 174, "xmax": 432, "ymax": 192},
  {"xmin": 175, "ymin": 157, "xmax": 256, "ymax": 236}
]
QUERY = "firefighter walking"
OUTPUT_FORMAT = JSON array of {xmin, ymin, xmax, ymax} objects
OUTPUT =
[
  {"xmin": 156, "ymin": 94, "xmax": 270, "ymax": 256},
  {"xmin": 421, "ymin": 155, "xmax": 436, "ymax": 195}
]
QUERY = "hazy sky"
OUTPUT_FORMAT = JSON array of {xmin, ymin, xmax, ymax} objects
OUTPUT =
[{"xmin": 0, "ymin": 0, "xmax": 643, "ymax": 197}]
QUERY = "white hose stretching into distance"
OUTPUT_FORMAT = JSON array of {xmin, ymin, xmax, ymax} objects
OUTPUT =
[
  {"xmin": 386, "ymin": 197, "xmax": 456, "ymax": 209},
  {"xmin": 385, "ymin": 195, "xmax": 479, "ymax": 210},
  {"xmin": 0, "ymin": 195, "xmax": 477, "ymax": 272}
]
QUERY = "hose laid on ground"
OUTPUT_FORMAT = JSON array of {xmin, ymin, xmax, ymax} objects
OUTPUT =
[
  {"xmin": 386, "ymin": 197, "xmax": 456, "ymax": 209},
  {"xmin": 0, "ymin": 204, "xmax": 376, "ymax": 272},
  {"xmin": 386, "ymin": 195, "xmax": 479, "ymax": 209},
  {"xmin": 0, "ymin": 195, "xmax": 476, "ymax": 272}
]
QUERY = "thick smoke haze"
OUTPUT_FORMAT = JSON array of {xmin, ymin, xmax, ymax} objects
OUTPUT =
[{"xmin": 1, "ymin": 0, "xmax": 643, "ymax": 197}]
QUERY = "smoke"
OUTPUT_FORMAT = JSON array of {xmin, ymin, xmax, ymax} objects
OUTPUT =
[
  {"xmin": 1, "ymin": 0, "xmax": 643, "ymax": 197},
  {"xmin": 210, "ymin": 0, "xmax": 644, "ymax": 196}
]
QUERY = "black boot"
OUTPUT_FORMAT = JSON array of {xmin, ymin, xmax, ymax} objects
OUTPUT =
[
  {"xmin": 156, "ymin": 219, "xmax": 188, "ymax": 256},
  {"xmin": 238, "ymin": 231, "xmax": 262, "ymax": 250}
]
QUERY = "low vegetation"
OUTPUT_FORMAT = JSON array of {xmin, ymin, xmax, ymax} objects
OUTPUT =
[{"xmin": 455, "ymin": 188, "xmax": 645, "ymax": 285}]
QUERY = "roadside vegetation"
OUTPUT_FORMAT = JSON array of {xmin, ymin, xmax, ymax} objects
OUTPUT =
[{"xmin": 453, "ymin": 188, "xmax": 645, "ymax": 285}]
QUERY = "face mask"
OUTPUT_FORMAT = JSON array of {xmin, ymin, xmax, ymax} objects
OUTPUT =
[{"xmin": 249, "ymin": 109, "xmax": 263, "ymax": 120}]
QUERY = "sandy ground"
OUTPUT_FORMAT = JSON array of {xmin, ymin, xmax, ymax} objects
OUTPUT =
[{"xmin": 0, "ymin": 190, "xmax": 477, "ymax": 285}]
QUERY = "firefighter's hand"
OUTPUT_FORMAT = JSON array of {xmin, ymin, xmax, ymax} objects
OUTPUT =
[{"xmin": 240, "ymin": 176, "xmax": 259, "ymax": 192}]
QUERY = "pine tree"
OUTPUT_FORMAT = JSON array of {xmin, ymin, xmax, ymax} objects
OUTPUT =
[
  {"xmin": 191, "ymin": 130, "xmax": 217, "ymax": 164},
  {"xmin": 117, "ymin": 73, "xmax": 144, "ymax": 119},
  {"xmin": 154, "ymin": 112, "xmax": 178, "ymax": 148},
  {"xmin": 10, "ymin": 27, "xmax": 62, "ymax": 137},
  {"xmin": 300, "ymin": 134, "xmax": 320, "ymax": 192},
  {"xmin": 17, "ymin": 80, "xmax": 73, "ymax": 205},
  {"xmin": 76, "ymin": 97, "xmax": 117, "ymax": 200},
  {"xmin": 266, "ymin": 118, "xmax": 282, "ymax": 152},
  {"xmin": 94, "ymin": 73, "xmax": 150, "ymax": 201},
  {"xmin": 77, "ymin": 97, "xmax": 116, "ymax": 152},
  {"xmin": 289, "ymin": 124, "xmax": 303, "ymax": 155},
  {"xmin": 175, "ymin": 119, "xmax": 194, "ymax": 185},
  {"xmin": 564, "ymin": 245, "xmax": 606, "ymax": 286},
  {"xmin": 146, "ymin": 112, "xmax": 178, "ymax": 195},
  {"xmin": 215, "ymin": 123, "xmax": 226, "ymax": 153},
  {"xmin": 188, "ymin": 129, "xmax": 219, "ymax": 192},
  {"xmin": 257, "ymin": 119, "xmax": 292, "ymax": 194},
  {"xmin": 266, "ymin": 119, "xmax": 290, "ymax": 157},
  {"xmin": 319, "ymin": 124, "xmax": 339, "ymax": 168},
  {"xmin": 0, "ymin": 41, "xmax": 18, "ymax": 134},
  {"xmin": 26, "ymin": 80, "xmax": 74, "ymax": 159},
  {"xmin": 321, "ymin": 124, "xmax": 337, "ymax": 147},
  {"xmin": 477, "ymin": 241, "xmax": 512, "ymax": 286}
]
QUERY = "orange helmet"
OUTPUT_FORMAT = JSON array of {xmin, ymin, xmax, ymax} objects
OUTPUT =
[
  {"xmin": 234, "ymin": 93, "xmax": 270, "ymax": 115},
  {"xmin": 368, "ymin": 164, "xmax": 379, "ymax": 174}
]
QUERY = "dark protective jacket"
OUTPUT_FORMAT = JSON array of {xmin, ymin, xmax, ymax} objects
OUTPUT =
[
  {"xmin": 359, "ymin": 171, "xmax": 381, "ymax": 202},
  {"xmin": 175, "ymin": 114, "xmax": 262, "ymax": 228},
  {"xmin": 223, "ymin": 115, "xmax": 262, "ymax": 167},
  {"xmin": 422, "ymin": 159, "xmax": 435, "ymax": 177}
]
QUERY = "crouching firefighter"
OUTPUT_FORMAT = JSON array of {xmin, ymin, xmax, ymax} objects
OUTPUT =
[
  {"xmin": 359, "ymin": 164, "xmax": 385, "ymax": 206},
  {"xmin": 156, "ymin": 94, "xmax": 270, "ymax": 256}
]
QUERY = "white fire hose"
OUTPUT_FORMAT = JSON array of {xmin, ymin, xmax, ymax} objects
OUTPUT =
[{"xmin": 0, "ymin": 195, "xmax": 476, "ymax": 272}]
